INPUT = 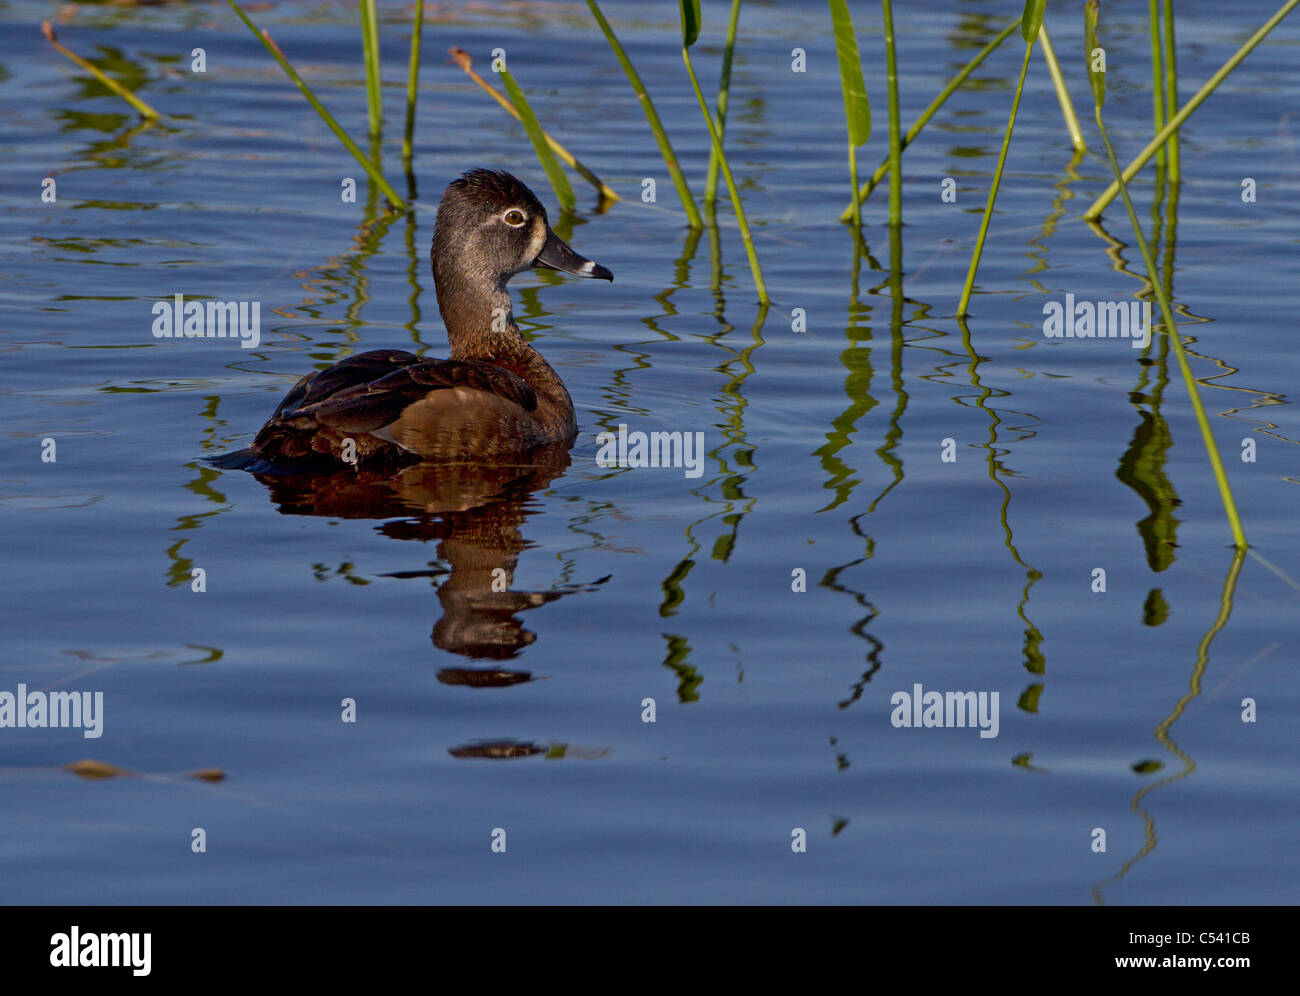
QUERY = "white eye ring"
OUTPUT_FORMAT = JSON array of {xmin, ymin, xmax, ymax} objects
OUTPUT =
[{"xmin": 503, "ymin": 208, "xmax": 527, "ymax": 227}]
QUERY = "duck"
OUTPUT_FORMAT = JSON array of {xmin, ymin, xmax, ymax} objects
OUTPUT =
[{"xmin": 211, "ymin": 168, "xmax": 611, "ymax": 474}]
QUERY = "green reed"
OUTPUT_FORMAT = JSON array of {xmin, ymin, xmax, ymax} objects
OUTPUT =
[
  {"xmin": 957, "ymin": 0, "xmax": 1044, "ymax": 317},
  {"xmin": 829, "ymin": 0, "xmax": 870, "ymax": 227},
  {"xmin": 705, "ymin": 0, "xmax": 743, "ymax": 211},
  {"xmin": 1083, "ymin": 0, "xmax": 1298, "ymax": 220},
  {"xmin": 402, "ymin": 0, "xmax": 424, "ymax": 182},
  {"xmin": 499, "ymin": 68, "xmax": 576, "ymax": 213},
  {"xmin": 1162, "ymin": 0, "xmax": 1181, "ymax": 182},
  {"xmin": 586, "ymin": 0, "xmax": 699, "ymax": 225},
  {"xmin": 679, "ymin": 0, "xmax": 768, "ymax": 303},
  {"xmin": 1037, "ymin": 24, "xmax": 1085, "ymax": 153},
  {"xmin": 880, "ymin": 0, "xmax": 902, "ymax": 228},
  {"xmin": 449, "ymin": 48, "xmax": 617, "ymax": 204},
  {"xmin": 359, "ymin": 0, "xmax": 382, "ymax": 136},
  {"xmin": 838, "ymin": 17, "xmax": 1019, "ymax": 221},
  {"xmin": 41, "ymin": 21, "xmax": 160, "ymax": 120},
  {"xmin": 1149, "ymin": 0, "xmax": 1166, "ymax": 170},
  {"xmin": 1084, "ymin": 0, "xmax": 1246, "ymax": 550},
  {"xmin": 225, "ymin": 0, "xmax": 404, "ymax": 209}
]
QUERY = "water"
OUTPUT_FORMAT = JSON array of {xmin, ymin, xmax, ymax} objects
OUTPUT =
[{"xmin": 2, "ymin": 0, "xmax": 1297, "ymax": 904}]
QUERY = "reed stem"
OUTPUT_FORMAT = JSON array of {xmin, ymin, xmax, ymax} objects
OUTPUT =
[
  {"xmin": 359, "ymin": 0, "xmax": 382, "ymax": 136},
  {"xmin": 705, "ymin": 0, "xmax": 743, "ymax": 208},
  {"xmin": 225, "ymin": 0, "xmax": 404, "ymax": 209},
  {"xmin": 1149, "ymin": 0, "xmax": 1166, "ymax": 170},
  {"xmin": 1162, "ymin": 0, "xmax": 1180, "ymax": 182},
  {"xmin": 682, "ymin": 46, "xmax": 768, "ymax": 303},
  {"xmin": 402, "ymin": 0, "xmax": 424, "ymax": 179},
  {"xmin": 499, "ymin": 69, "xmax": 576, "ymax": 212},
  {"xmin": 1037, "ymin": 24, "xmax": 1085, "ymax": 152},
  {"xmin": 839, "ymin": 18, "xmax": 1018, "ymax": 221},
  {"xmin": 881, "ymin": 0, "xmax": 902, "ymax": 227},
  {"xmin": 448, "ymin": 48, "xmax": 617, "ymax": 203},
  {"xmin": 1083, "ymin": 0, "xmax": 1298, "ymax": 220},
  {"xmin": 584, "ymin": 2, "xmax": 694, "ymax": 221},
  {"xmin": 957, "ymin": 41, "xmax": 1033, "ymax": 317},
  {"xmin": 830, "ymin": 0, "xmax": 870, "ymax": 228},
  {"xmin": 1094, "ymin": 110, "xmax": 1245, "ymax": 548},
  {"xmin": 40, "ymin": 21, "xmax": 160, "ymax": 120}
]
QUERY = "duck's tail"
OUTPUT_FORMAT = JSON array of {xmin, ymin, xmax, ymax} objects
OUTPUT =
[
  {"xmin": 206, "ymin": 421, "xmax": 344, "ymax": 476},
  {"xmin": 206, "ymin": 446, "xmax": 295, "ymax": 476}
]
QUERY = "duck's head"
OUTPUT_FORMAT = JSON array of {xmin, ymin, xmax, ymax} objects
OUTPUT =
[{"xmin": 433, "ymin": 168, "xmax": 613, "ymax": 290}]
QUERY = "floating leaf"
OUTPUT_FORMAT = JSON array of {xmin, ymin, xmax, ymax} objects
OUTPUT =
[
  {"xmin": 64, "ymin": 759, "xmax": 133, "ymax": 779},
  {"xmin": 829, "ymin": 0, "xmax": 871, "ymax": 147},
  {"xmin": 680, "ymin": 0, "xmax": 702, "ymax": 49}
]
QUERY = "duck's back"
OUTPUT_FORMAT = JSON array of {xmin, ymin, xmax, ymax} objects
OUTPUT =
[{"xmin": 210, "ymin": 348, "xmax": 570, "ymax": 474}]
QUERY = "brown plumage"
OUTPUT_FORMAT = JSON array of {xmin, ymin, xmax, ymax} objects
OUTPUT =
[{"xmin": 211, "ymin": 169, "xmax": 611, "ymax": 474}]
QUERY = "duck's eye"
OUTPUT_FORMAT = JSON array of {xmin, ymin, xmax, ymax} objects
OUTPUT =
[{"xmin": 503, "ymin": 209, "xmax": 526, "ymax": 227}]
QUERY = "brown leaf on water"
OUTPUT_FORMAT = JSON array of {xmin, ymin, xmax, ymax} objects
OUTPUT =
[
  {"xmin": 64, "ymin": 759, "xmax": 134, "ymax": 779},
  {"xmin": 185, "ymin": 768, "xmax": 226, "ymax": 782}
]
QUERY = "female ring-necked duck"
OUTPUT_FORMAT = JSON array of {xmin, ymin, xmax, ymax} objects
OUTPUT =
[{"xmin": 212, "ymin": 169, "xmax": 611, "ymax": 473}]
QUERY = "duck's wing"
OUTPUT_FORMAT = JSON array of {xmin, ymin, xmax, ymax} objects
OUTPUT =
[
  {"xmin": 210, "ymin": 350, "xmax": 541, "ymax": 473},
  {"xmin": 280, "ymin": 355, "xmax": 538, "ymax": 434},
  {"xmin": 271, "ymin": 349, "xmax": 422, "ymax": 419}
]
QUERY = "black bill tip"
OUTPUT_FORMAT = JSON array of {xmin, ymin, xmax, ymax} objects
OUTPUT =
[
  {"xmin": 535, "ymin": 228, "xmax": 612, "ymax": 281},
  {"xmin": 579, "ymin": 259, "xmax": 614, "ymax": 281}
]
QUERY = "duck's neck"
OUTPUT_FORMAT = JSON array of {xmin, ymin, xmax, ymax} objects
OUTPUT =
[{"xmin": 434, "ymin": 262, "xmax": 572, "ymax": 409}]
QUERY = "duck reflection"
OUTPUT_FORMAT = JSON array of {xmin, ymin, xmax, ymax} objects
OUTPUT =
[
  {"xmin": 230, "ymin": 441, "xmax": 611, "ymax": 761},
  {"xmin": 243, "ymin": 441, "xmax": 604, "ymax": 673}
]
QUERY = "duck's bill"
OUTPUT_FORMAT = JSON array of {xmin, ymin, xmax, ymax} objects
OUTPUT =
[{"xmin": 534, "ymin": 229, "xmax": 613, "ymax": 281}]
